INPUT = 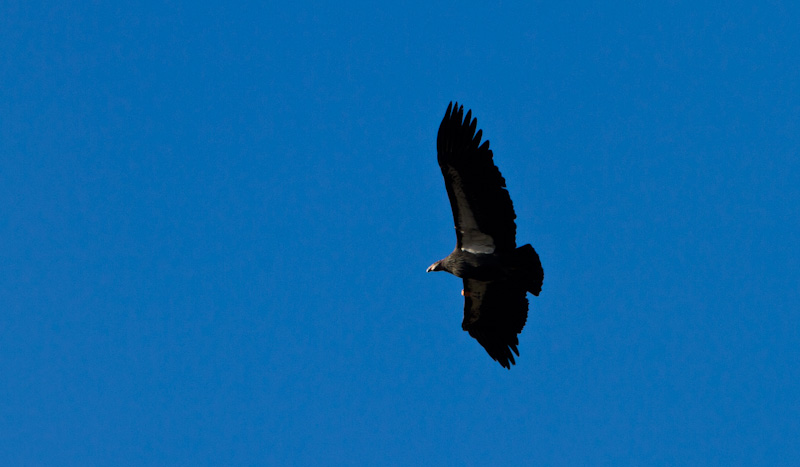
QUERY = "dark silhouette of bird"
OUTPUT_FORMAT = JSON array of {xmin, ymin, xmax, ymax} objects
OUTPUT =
[{"xmin": 427, "ymin": 102, "xmax": 544, "ymax": 368}]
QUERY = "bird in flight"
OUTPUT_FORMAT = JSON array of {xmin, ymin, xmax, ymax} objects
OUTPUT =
[{"xmin": 427, "ymin": 102, "xmax": 544, "ymax": 369}]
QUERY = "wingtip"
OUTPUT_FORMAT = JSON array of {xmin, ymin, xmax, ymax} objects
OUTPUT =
[{"xmin": 442, "ymin": 102, "xmax": 482, "ymax": 144}]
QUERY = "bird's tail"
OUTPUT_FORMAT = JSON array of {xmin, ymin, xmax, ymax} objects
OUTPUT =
[{"xmin": 513, "ymin": 244, "xmax": 544, "ymax": 296}]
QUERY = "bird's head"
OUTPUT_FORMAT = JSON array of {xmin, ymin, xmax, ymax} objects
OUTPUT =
[{"xmin": 426, "ymin": 260, "xmax": 445, "ymax": 273}]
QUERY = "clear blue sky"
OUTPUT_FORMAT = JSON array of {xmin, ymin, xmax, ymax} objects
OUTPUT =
[{"xmin": 2, "ymin": 1, "xmax": 799, "ymax": 465}]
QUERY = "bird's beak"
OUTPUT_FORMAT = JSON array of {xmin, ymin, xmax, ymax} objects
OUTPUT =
[{"xmin": 426, "ymin": 264, "xmax": 434, "ymax": 273}]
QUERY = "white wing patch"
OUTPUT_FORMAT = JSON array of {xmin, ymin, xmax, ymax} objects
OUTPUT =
[{"xmin": 447, "ymin": 165, "xmax": 496, "ymax": 254}]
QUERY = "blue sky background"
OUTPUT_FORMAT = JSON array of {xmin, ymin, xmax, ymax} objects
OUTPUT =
[{"xmin": 2, "ymin": 1, "xmax": 799, "ymax": 465}]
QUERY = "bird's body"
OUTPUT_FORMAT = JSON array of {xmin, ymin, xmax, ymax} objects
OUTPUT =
[{"xmin": 427, "ymin": 102, "xmax": 544, "ymax": 369}]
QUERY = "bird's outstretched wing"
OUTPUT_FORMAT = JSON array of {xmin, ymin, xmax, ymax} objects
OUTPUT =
[
  {"xmin": 436, "ymin": 102, "xmax": 517, "ymax": 254},
  {"xmin": 462, "ymin": 278, "xmax": 529, "ymax": 369}
]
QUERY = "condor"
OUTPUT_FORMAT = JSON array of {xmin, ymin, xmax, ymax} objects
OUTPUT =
[{"xmin": 427, "ymin": 102, "xmax": 544, "ymax": 369}]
